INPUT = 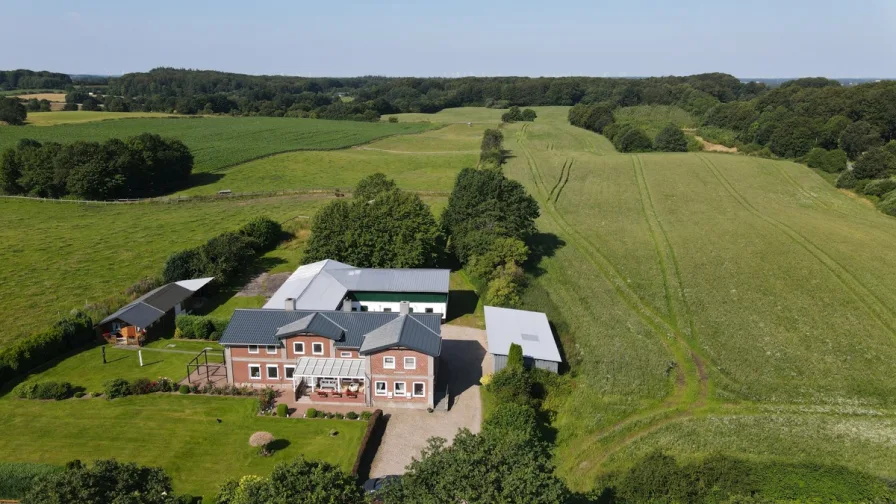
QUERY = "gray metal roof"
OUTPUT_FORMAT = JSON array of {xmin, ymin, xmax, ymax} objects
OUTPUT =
[
  {"xmin": 263, "ymin": 260, "xmax": 450, "ymax": 310},
  {"xmin": 484, "ymin": 306, "xmax": 562, "ymax": 363},
  {"xmin": 294, "ymin": 357, "xmax": 366, "ymax": 378},
  {"xmin": 274, "ymin": 313, "xmax": 345, "ymax": 340},
  {"xmin": 220, "ymin": 309, "xmax": 442, "ymax": 356},
  {"xmin": 98, "ymin": 280, "xmax": 203, "ymax": 328}
]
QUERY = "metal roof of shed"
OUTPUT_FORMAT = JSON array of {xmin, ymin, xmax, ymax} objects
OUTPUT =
[
  {"xmin": 263, "ymin": 260, "xmax": 449, "ymax": 310},
  {"xmin": 99, "ymin": 278, "xmax": 210, "ymax": 328},
  {"xmin": 484, "ymin": 306, "xmax": 562, "ymax": 363}
]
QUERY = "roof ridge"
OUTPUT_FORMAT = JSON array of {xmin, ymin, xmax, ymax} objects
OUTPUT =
[
  {"xmin": 405, "ymin": 315, "xmax": 441, "ymax": 338},
  {"xmin": 316, "ymin": 312, "xmax": 347, "ymax": 331}
]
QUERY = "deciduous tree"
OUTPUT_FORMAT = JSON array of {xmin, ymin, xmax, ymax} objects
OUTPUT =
[
  {"xmin": 653, "ymin": 123, "xmax": 688, "ymax": 152},
  {"xmin": 0, "ymin": 97, "xmax": 27, "ymax": 125}
]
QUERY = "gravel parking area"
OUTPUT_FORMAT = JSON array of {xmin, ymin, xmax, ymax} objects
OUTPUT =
[{"xmin": 369, "ymin": 324, "xmax": 488, "ymax": 477}]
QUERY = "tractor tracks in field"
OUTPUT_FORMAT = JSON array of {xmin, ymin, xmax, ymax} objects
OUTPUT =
[
  {"xmin": 548, "ymin": 158, "xmax": 573, "ymax": 204},
  {"xmin": 700, "ymin": 154, "xmax": 896, "ymax": 339}
]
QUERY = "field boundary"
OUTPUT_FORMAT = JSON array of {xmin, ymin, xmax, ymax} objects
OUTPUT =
[{"xmin": 0, "ymin": 188, "xmax": 451, "ymax": 206}]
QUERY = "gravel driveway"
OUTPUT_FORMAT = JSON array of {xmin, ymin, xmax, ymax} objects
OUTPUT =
[{"xmin": 369, "ymin": 324, "xmax": 488, "ymax": 477}]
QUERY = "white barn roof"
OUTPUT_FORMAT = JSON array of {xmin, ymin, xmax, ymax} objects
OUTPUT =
[{"xmin": 484, "ymin": 306, "xmax": 561, "ymax": 363}]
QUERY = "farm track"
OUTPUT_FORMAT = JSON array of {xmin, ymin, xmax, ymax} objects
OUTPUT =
[
  {"xmin": 700, "ymin": 155, "xmax": 896, "ymax": 339},
  {"xmin": 514, "ymin": 123, "xmax": 714, "ymax": 467}
]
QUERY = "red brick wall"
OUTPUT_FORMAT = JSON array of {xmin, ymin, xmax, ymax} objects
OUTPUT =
[
  {"xmin": 369, "ymin": 348, "xmax": 429, "ymax": 376},
  {"xmin": 369, "ymin": 376, "xmax": 430, "ymax": 403},
  {"xmin": 231, "ymin": 360, "xmax": 294, "ymax": 386},
  {"xmin": 282, "ymin": 335, "xmax": 333, "ymax": 358},
  {"xmin": 230, "ymin": 344, "xmax": 283, "ymax": 359}
]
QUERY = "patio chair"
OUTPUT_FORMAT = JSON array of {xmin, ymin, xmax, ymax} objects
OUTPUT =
[
  {"xmin": 346, "ymin": 391, "xmax": 358, "ymax": 399},
  {"xmin": 331, "ymin": 391, "xmax": 343, "ymax": 398},
  {"xmin": 316, "ymin": 390, "xmax": 329, "ymax": 398}
]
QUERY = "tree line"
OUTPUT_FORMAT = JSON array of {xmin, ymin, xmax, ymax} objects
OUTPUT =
[
  {"xmin": 86, "ymin": 68, "xmax": 764, "ymax": 121},
  {"xmin": 569, "ymin": 102, "xmax": 691, "ymax": 153},
  {"xmin": 0, "ymin": 134, "xmax": 193, "ymax": 200},
  {"xmin": 0, "ymin": 70, "xmax": 71, "ymax": 91}
]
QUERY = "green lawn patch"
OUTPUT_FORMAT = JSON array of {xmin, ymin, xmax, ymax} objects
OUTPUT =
[{"xmin": 0, "ymin": 393, "xmax": 365, "ymax": 499}]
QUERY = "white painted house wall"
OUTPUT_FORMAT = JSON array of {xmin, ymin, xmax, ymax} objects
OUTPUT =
[{"xmin": 351, "ymin": 301, "xmax": 447, "ymax": 319}]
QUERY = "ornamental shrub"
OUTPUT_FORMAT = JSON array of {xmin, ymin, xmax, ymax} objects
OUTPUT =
[
  {"xmin": 506, "ymin": 343, "xmax": 525, "ymax": 372},
  {"xmin": 486, "ymin": 368, "xmax": 534, "ymax": 407},
  {"xmin": 13, "ymin": 381, "xmax": 73, "ymax": 400},
  {"xmin": 179, "ymin": 384, "xmax": 191, "ymax": 394},
  {"xmin": 346, "ymin": 411, "xmax": 359, "ymax": 420},
  {"xmin": 360, "ymin": 411, "xmax": 372, "ymax": 421},
  {"xmin": 103, "ymin": 378, "xmax": 131, "ymax": 399},
  {"xmin": 129, "ymin": 377, "xmax": 153, "ymax": 395},
  {"xmin": 306, "ymin": 407, "xmax": 318, "ymax": 418},
  {"xmin": 74, "ymin": 391, "xmax": 85, "ymax": 398},
  {"xmin": 334, "ymin": 413, "xmax": 344, "ymax": 420},
  {"xmin": 277, "ymin": 404, "xmax": 288, "ymax": 418}
]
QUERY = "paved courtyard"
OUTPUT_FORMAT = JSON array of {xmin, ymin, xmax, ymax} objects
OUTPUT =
[{"xmin": 369, "ymin": 324, "xmax": 490, "ymax": 477}]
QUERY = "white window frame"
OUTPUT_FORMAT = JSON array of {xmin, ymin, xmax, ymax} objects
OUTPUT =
[
  {"xmin": 340, "ymin": 351, "xmax": 352, "ymax": 358},
  {"xmin": 312, "ymin": 342, "xmax": 324, "ymax": 355},
  {"xmin": 266, "ymin": 364, "xmax": 279, "ymax": 380},
  {"xmin": 374, "ymin": 381, "xmax": 387, "ymax": 396},
  {"xmin": 404, "ymin": 356, "xmax": 416, "ymax": 370},
  {"xmin": 413, "ymin": 382, "xmax": 426, "ymax": 397},
  {"xmin": 284, "ymin": 365, "xmax": 296, "ymax": 380},
  {"xmin": 394, "ymin": 381, "xmax": 406, "ymax": 395},
  {"xmin": 383, "ymin": 307, "xmax": 392, "ymax": 313},
  {"xmin": 248, "ymin": 364, "xmax": 261, "ymax": 380},
  {"xmin": 248, "ymin": 345, "xmax": 259, "ymax": 354},
  {"xmin": 383, "ymin": 356, "xmax": 396, "ymax": 369},
  {"xmin": 293, "ymin": 341, "xmax": 305, "ymax": 354},
  {"xmin": 265, "ymin": 345, "xmax": 278, "ymax": 355}
]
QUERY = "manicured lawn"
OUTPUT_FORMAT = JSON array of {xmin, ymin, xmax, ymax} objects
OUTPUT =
[
  {"xmin": 205, "ymin": 295, "xmax": 267, "ymax": 318},
  {"xmin": 0, "ymin": 196, "xmax": 328, "ymax": 346},
  {"xmin": 446, "ymin": 271, "xmax": 484, "ymax": 329},
  {"xmin": 0, "ymin": 392, "xmax": 365, "ymax": 499},
  {"xmin": 0, "ymin": 116, "xmax": 433, "ymax": 174},
  {"xmin": 143, "ymin": 338, "xmax": 224, "ymax": 356},
  {"xmin": 18, "ymin": 345, "xmax": 199, "ymax": 393}
]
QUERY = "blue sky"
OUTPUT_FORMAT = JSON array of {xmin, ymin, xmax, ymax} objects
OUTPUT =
[{"xmin": 3, "ymin": 0, "xmax": 894, "ymax": 77}]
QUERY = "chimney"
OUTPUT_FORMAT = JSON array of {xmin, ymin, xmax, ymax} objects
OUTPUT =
[
  {"xmin": 342, "ymin": 298, "xmax": 353, "ymax": 312},
  {"xmin": 284, "ymin": 298, "xmax": 295, "ymax": 311},
  {"xmin": 399, "ymin": 301, "xmax": 410, "ymax": 316}
]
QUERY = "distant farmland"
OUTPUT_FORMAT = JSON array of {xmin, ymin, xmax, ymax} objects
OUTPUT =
[{"xmin": 0, "ymin": 116, "xmax": 433, "ymax": 173}]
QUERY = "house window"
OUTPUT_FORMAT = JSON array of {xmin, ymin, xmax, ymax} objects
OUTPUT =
[
  {"xmin": 394, "ymin": 381, "xmax": 406, "ymax": 396},
  {"xmin": 425, "ymin": 308, "xmax": 434, "ymax": 314},
  {"xmin": 375, "ymin": 381, "xmax": 387, "ymax": 396},
  {"xmin": 111, "ymin": 322, "xmax": 121, "ymax": 331},
  {"xmin": 284, "ymin": 365, "xmax": 296, "ymax": 380},
  {"xmin": 340, "ymin": 351, "xmax": 352, "ymax": 358},
  {"xmin": 248, "ymin": 345, "xmax": 259, "ymax": 354},
  {"xmin": 266, "ymin": 345, "xmax": 278, "ymax": 355},
  {"xmin": 266, "ymin": 365, "xmax": 279, "ymax": 379},
  {"xmin": 361, "ymin": 305, "xmax": 369, "ymax": 312},
  {"xmin": 413, "ymin": 382, "xmax": 425, "ymax": 397},
  {"xmin": 293, "ymin": 342, "xmax": 305, "ymax": 354},
  {"xmin": 409, "ymin": 307, "xmax": 414, "ymax": 313},
  {"xmin": 383, "ymin": 356, "xmax": 396, "ymax": 369},
  {"xmin": 249, "ymin": 364, "xmax": 261, "ymax": 379},
  {"xmin": 312, "ymin": 342, "xmax": 324, "ymax": 355},
  {"xmin": 404, "ymin": 357, "xmax": 416, "ymax": 370},
  {"xmin": 383, "ymin": 307, "xmax": 392, "ymax": 313}
]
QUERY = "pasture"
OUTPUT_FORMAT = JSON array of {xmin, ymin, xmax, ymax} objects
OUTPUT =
[
  {"xmin": 613, "ymin": 105, "xmax": 697, "ymax": 137},
  {"xmin": 21, "ymin": 110, "xmax": 176, "ymax": 126},
  {"xmin": 389, "ymin": 107, "xmax": 896, "ymax": 489},
  {"xmin": 0, "ymin": 116, "xmax": 433, "ymax": 173},
  {"xmin": 0, "ymin": 196, "xmax": 328, "ymax": 344}
]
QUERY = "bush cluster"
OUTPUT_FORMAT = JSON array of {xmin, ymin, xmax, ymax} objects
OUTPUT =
[
  {"xmin": 0, "ymin": 462, "xmax": 63, "ymax": 500},
  {"xmin": 603, "ymin": 123, "xmax": 653, "ymax": 152},
  {"xmin": 161, "ymin": 217, "xmax": 282, "ymax": 286},
  {"xmin": 0, "ymin": 134, "xmax": 193, "ymax": 199},
  {"xmin": 12, "ymin": 381, "xmax": 73, "ymax": 400},
  {"xmin": 0, "ymin": 310, "xmax": 93, "ymax": 386},
  {"xmin": 500, "ymin": 106, "xmax": 536, "ymax": 123},
  {"xmin": 174, "ymin": 314, "xmax": 229, "ymax": 340},
  {"xmin": 479, "ymin": 128, "xmax": 506, "ymax": 167},
  {"xmin": 805, "ymin": 147, "xmax": 848, "ymax": 173},
  {"xmin": 305, "ymin": 408, "xmax": 365, "ymax": 420},
  {"xmin": 102, "ymin": 376, "xmax": 255, "ymax": 400}
]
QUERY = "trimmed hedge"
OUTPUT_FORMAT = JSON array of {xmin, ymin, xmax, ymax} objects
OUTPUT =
[
  {"xmin": 0, "ymin": 462, "xmax": 63, "ymax": 499},
  {"xmin": 277, "ymin": 403, "xmax": 288, "ymax": 417},
  {"xmin": 12, "ymin": 380, "xmax": 73, "ymax": 400},
  {"xmin": 0, "ymin": 310, "xmax": 93, "ymax": 387},
  {"xmin": 175, "ymin": 314, "xmax": 228, "ymax": 340},
  {"xmin": 351, "ymin": 409, "xmax": 383, "ymax": 477}
]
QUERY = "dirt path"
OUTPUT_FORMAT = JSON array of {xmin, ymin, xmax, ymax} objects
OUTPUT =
[{"xmin": 694, "ymin": 135, "xmax": 737, "ymax": 153}]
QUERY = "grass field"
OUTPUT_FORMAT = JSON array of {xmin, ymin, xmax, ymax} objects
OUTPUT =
[
  {"xmin": 613, "ymin": 105, "xmax": 697, "ymax": 137},
  {"xmin": 0, "ymin": 116, "xmax": 433, "ymax": 174},
  {"xmin": 21, "ymin": 110, "xmax": 176, "ymax": 126},
  {"xmin": 0, "ymin": 196, "xmax": 328, "ymax": 344},
  {"xmin": 383, "ymin": 107, "xmax": 505, "ymax": 123},
  {"xmin": 389, "ymin": 107, "xmax": 896, "ymax": 490}
]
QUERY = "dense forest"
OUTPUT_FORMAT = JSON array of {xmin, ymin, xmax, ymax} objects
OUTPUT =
[
  {"xmin": 0, "ymin": 70, "xmax": 72, "ymax": 90},
  {"xmin": 101, "ymin": 68, "xmax": 761, "ymax": 120}
]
